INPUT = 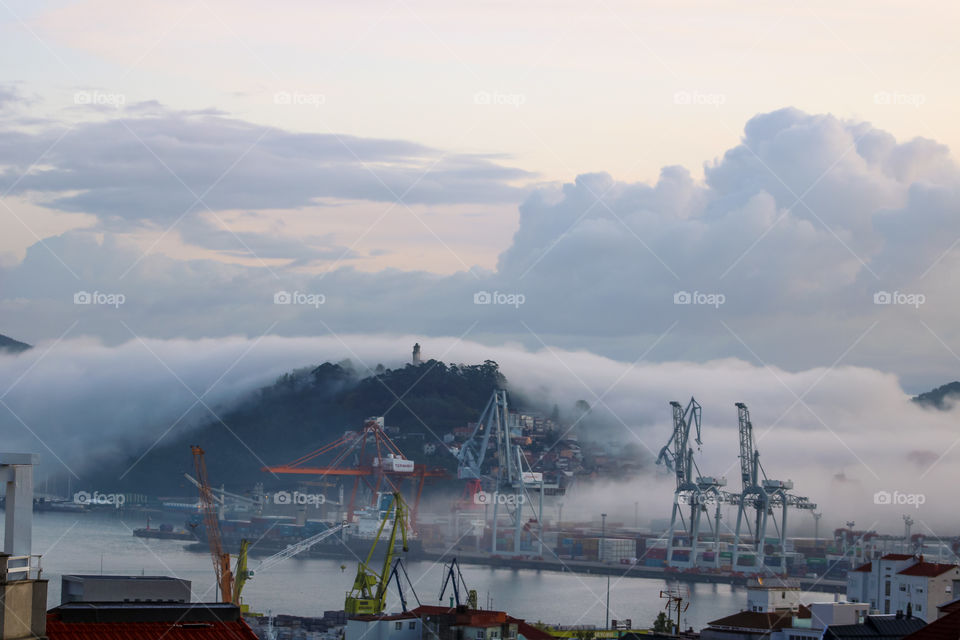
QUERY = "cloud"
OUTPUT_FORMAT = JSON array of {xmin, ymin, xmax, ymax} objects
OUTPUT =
[
  {"xmin": 3, "ymin": 108, "xmax": 960, "ymax": 389},
  {"xmin": 0, "ymin": 103, "xmax": 532, "ymax": 225},
  {"xmin": 1, "ymin": 333, "xmax": 957, "ymax": 533}
]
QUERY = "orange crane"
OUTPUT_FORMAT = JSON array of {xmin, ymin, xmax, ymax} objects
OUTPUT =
[
  {"xmin": 191, "ymin": 445, "xmax": 235, "ymax": 604},
  {"xmin": 262, "ymin": 417, "xmax": 448, "ymax": 525}
]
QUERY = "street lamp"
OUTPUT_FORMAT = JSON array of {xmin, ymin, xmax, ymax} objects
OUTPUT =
[{"xmin": 601, "ymin": 513, "xmax": 607, "ymax": 562}]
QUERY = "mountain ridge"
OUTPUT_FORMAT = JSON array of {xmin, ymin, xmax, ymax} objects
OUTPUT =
[{"xmin": 0, "ymin": 334, "xmax": 31, "ymax": 354}]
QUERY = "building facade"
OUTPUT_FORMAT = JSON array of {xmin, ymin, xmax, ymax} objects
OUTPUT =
[{"xmin": 848, "ymin": 555, "xmax": 960, "ymax": 619}]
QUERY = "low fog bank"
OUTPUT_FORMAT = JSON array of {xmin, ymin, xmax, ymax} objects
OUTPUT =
[{"xmin": 0, "ymin": 334, "xmax": 956, "ymax": 535}]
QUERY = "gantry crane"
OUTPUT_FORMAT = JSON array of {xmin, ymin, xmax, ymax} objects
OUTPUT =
[
  {"xmin": 731, "ymin": 403, "xmax": 816, "ymax": 574},
  {"xmin": 456, "ymin": 389, "xmax": 548, "ymax": 556},
  {"xmin": 191, "ymin": 445, "xmax": 236, "ymax": 603},
  {"xmin": 263, "ymin": 417, "xmax": 447, "ymax": 526},
  {"xmin": 657, "ymin": 398, "xmax": 726, "ymax": 569},
  {"xmin": 344, "ymin": 491, "xmax": 409, "ymax": 615}
]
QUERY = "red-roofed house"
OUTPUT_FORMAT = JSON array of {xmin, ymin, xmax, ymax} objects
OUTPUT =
[
  {"xmin": 902, "ymin": 608, "xmax": 960, "ymax": 640},
  {"xmin": 45, "ymin": 602, "xmax": 259, "ymax": 640},
  {"xmin": 847, "ymin": 555, "xmax": 960, "ymax": 619}
]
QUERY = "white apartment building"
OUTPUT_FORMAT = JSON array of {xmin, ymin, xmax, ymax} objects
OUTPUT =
[{"xmin": 847, "ymin": 554, "xmax": 960, "ymax": 619}]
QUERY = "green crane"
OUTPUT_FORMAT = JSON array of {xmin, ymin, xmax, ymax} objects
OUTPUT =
[{"xmin": 345, "ymin": 492, "xmax": 409, "ymax": 615}]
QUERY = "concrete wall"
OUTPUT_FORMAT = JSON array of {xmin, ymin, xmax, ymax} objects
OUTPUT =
[{"xmin": 0, "ymin": 579, "xmax": 47, "ymax": 640}]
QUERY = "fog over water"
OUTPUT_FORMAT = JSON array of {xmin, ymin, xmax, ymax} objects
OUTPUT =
[{"xmin": 2, "ymin": 335, "xmax": 957, "ymax": 534}]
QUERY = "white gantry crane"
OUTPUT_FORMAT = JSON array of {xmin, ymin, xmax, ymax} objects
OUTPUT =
[
  {"xmin": 457, "ymin": 389, "xmax": 545, "ymax": 556},
  {"xmin": 657, "ymin": 397, "xmax": 727, "ymax": 569},
  {"xmin": 732, "ymin": 402, "xmax": 816, "ymax": 574}
]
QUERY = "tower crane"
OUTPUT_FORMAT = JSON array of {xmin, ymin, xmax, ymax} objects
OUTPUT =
[
  {"xmin": 345, "ymin": 491, "xmax": 409, "ymax": 615},
  {"xmin": 657, "ymin": 398, "xmax": 726, "ymax": 569},
  {"xmin": 731, "ymin": 403, "xmax": 816, "ymax": 574},
  {"xmin": 191, "ymin": 445, "xmax": 236, "ymax": 604}
]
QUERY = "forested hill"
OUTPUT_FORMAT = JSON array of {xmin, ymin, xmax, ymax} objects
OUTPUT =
[
  {"xmin": 0, "ymin": 334, "xmax": 31, "ymax": 353},
  {"xmin": 90, "ymin": 359, "xmax": 506, "ymax": 495},
  {"xmin": 913, "ymin": 381, "xmax": 960, "ymax": 410}
]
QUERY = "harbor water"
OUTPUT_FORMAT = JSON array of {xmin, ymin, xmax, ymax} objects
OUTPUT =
[{"xmin": 33, "ymin": 510, "xmax": 822, "ymax": 630}]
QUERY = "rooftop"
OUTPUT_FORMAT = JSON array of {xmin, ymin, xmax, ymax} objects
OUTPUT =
[
  {"xmin": 903, "ymin": 609, "xmax": 960, "ymax": 640},
  {"xmin": 880, "ymin": 554, "xmax": 916, "ymax": 561},
  {"xmin": 46, "ymin": 602, "xmax": 257, "ymax": 640},
  {"xmin": 63, "ymin": 575, "xmax": 189, "ymax": 582},
  {"xmin": 707, "ymin": 610, "xmax": 796, "ymax": 631},
  {"xmin": 898, "ymin": 562, "xmax": 958, "ymax": 578},
  {"xmin": 350, "ymin": 605, "xmax": 552, "ymax": 640},
  {"xmin": 822, "ymin": 615, "xmax": 926, "ymax": 640}
]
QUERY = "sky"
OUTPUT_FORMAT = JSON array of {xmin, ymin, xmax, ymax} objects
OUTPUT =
[{"xmin": 1, "ymin": 1, "xmax": 960, "ymax": 532}]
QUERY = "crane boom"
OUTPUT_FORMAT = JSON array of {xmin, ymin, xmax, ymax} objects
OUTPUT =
[
  {"xmin": 735, "ymin": 402, "xmax": 755, "ymax": 488},
  {"xmin": 191, "ymin": 445, "xmax": 235, "ymax": 604},
  {"xmin": 254, "ymin": 524, "xmax": 346, "ymax": 574},
  {"xmin": 656, "ymin": 397, "xmax": 702, "ymax": 486}
]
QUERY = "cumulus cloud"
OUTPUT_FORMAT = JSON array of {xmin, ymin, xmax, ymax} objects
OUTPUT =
[
  {"xmin": 3, "ymin": 107, "xmax": 960, "ymax": 389},
  {"xmin": 1, "ymin": 334, "xmax": 957, "ymax": 533}
]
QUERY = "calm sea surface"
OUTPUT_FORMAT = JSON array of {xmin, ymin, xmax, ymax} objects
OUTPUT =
[{"xmin": 31, "ymin": 511, "xmax": 820, "ymax": 629}]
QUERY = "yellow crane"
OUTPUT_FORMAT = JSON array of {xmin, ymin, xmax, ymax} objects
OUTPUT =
[
  {"xmin": 344, "ymin": 492, "xmax": 409, "ymax": 615},
  {"xmin": 233, "ymin": 539, "xmax": 250, "ymax": 606}
]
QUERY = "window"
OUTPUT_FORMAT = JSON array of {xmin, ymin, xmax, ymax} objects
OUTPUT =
[
  {"xmin": 409, "ymin": 622, "xmax": 417, "ymax": 629},
  {"xmin": 396, "ymin": 622, "xmax": 403, "ymax": 631},
  {"xmin": 477, "ymin": 630, "xmax": 486, "ymax": 640},
  {"xmin": 917, "ymin": 605, "xmax": 922, "ymax": 612},
  {"xmin": 885, "ymin": 582, "xmax": 891, "ymax": 596}
]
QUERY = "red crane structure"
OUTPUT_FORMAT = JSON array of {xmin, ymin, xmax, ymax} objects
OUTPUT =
[
  {"xmin": 191, "ymin": 445, "xmax": 235, "ymax": 604},
  {"xmin": 261, "ymin": 417, "xmax": 448, "ymax": 526}
]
